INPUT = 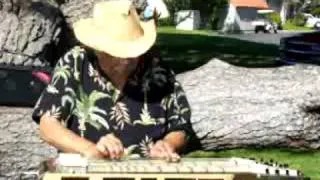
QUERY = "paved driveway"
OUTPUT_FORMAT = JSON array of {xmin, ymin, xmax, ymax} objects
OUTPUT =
[{"xmin": 221, "ymin": 31, "xmax": 307, "ymax": 45}]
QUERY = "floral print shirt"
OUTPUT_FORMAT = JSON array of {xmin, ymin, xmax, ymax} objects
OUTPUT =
[{"xmin": 32, "ymin": 46, "xmax": 192, "ymax": 158}]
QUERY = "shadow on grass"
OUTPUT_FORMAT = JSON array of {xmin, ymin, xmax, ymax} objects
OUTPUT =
[{"xmin": 156, "ymin": 32, "xmax": 284, "ymax": 74}]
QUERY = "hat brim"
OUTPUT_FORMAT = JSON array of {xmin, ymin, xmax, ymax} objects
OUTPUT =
[{"xmin": 73, "ymin": 18, "xmax": 156, "ymax": 58}]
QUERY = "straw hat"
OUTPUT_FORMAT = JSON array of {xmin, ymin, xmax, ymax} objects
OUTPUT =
[{"xmin": 73, "ymin": 0, "xmax": 157, "ymax": 58}]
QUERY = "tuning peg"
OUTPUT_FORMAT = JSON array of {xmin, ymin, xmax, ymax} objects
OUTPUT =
[
  {"xmin": 264, "ymin": 162, "xmax": 270, "ymax": 166},
  {"xmin": 265, "ymin": 168, "xmax": 269, "ymax": 174},
  {"xmin": 269, "ymin": 159, "xmax": 274, "ymax": 163},
  {"xmin": 297, "ymin": 170, "xmax": 304, "ymax": 177},
  {"xmin": 286, "ymin": 169, "xmax": 289, "ymax": 176},
  {"xmin": 260, "ymin": 158, "xmax": 264, "ymax": 163}
]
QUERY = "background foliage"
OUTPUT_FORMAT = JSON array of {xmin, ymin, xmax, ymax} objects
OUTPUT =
[
  {"xmin": 311, "ymin": 7, "xmax": 320, "ymax": 16},
  {"xmin": 266, "ymin": 12, "xmax": 282, "ymax": 27},
  {"xmin": 289, "ymin": 12, "xmax": 307, "ymax": 26}
]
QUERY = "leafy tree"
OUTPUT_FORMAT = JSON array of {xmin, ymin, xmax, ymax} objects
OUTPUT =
[
  {"xmin": 286, "ymin": 0, "xmax": 319, "ymax": 26},
  {"xmin": 311, "ymin": 7, "xmax": 320, "ymax": 16},
  {"xmin": 190, "ymin": 0, "xmax": 227, "ymax": 29},
  {"xmin": 163, "ymin": 0, "xmax": 191, "ymax": 25},
  {"xmin": 291, "ymin": 12, "xmax": 307, "ymax": 26},
  {"xmin": 292, "ymin": 0, "xmax": 320, "ymax": 14},
  {"xmin": 306, "ymin": 0, "xmax": 320, "ymax": 15}
]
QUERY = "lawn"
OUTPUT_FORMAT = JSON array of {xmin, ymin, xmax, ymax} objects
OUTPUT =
[
  {"xmin": 156, "ymin": 26, "xmax": 320, "ymax": 179},
  {"xmin": 282, "ymin": 22, "xmax": 313, "ymax": 31}
]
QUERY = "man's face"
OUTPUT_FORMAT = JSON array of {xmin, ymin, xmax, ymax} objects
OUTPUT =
[{"xmin": 97, "ymin": 51, "xmax": 140, "ymax": 73}]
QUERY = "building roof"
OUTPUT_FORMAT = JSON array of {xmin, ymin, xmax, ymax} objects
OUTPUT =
[{"xmin": 230, "ymin": 0, "xmax": 269, "ymax": 9}]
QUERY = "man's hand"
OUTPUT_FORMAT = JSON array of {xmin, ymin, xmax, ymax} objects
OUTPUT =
[
  {"xmin": 96, "ymin": 133, "xmax": 124, "ymax": 160},
  {"xmin": 82, "ymin": 144, "xmax": 106, "ymax": 159},
  {"xmin": 149, "ymin": 140, "xmax": 180, "ymax": 162}
]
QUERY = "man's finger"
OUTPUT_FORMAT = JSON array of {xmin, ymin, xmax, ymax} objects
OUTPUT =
[
  {"xmin": 99, "ymin": 136, "xmax": 117, "ymax": 159},
  {"xmin": 101, "ymin": 134, "xmax": 124, "ymax": 159},
  {"xmin": 155, "ymin": 141, "xmax": 171, "ymax": 161},
  {"xmin": 96, "ymin": 143, "xmax": 106, "ymax": 153},
  {"xmin": 104, "ymin": 141, "xmax": 121, "ymax": 159},
  {"xmin": 163, "ymin": 141, "xmax": 174, "ymax": 153},
  {"xmin": 161, "ymin": 141, "xmax": 181, "ymax": 162},
  {"xmin": 150, "ymin": 148, "xmax": 166, "ymax": 159},
  {"xmin": 96, "ymin": 140, "xmax": 109, "ymax": 157},
  {"xmin": 112, "ymin": 137, "xmax": 124, "ymax": 157},
  {"xmin": 169, "ymin": 152, "xmax": 181, "ymax": 162}
]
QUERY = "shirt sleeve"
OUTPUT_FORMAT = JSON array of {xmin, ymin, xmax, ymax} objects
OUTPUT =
[
  {"xmin": 32, "ymin": 47, "xmax": 82, "ymax": 125},
  {"xmin": 164, "ymin": 71, "xmax": 193, "ymax": 137}
]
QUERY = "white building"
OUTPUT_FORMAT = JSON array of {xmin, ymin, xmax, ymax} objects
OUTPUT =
[{"xmin": 218, "ymin": 0, "xmax": 287, "ymax": 33}]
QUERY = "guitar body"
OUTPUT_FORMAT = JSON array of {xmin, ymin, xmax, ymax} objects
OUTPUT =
[{"xmin": 39, "ymin": 154, "xmax": 305, "ymax": 180}]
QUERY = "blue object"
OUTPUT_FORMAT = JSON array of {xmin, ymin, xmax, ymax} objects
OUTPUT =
[{"xmin": 142, "ymin": 5, "xmax": 154, "ymax": 21}]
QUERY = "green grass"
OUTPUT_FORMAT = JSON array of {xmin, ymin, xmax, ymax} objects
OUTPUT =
[
  {"xmin": 158, "ymin": 26, "xmax": 216, "ymax": 36},
  {"xmin": 156, "ymin": 26, "xmax": 320, "ymax": 179},
  {"xmin": 156, "ymin": 26, "xmax": 281, "ymax": 73},
  {"xmin": 186, "ymin": 148, "xmax": 320, "ymax": 180},
  {"xmin": 283, "ymin": 22, "xmax": 312, "ymax": 31}
]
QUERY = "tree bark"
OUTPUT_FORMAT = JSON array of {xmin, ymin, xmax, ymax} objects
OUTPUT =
[
  {"xmin": 0, "ymin": 3, "xmax": 66, "ymax": 177},
  {"xmin": 0, "ymin": 0, "xmax": 66, "ymax": 67},
  {"xmin": 59, "ymin": 0, "xmax": 147, "ymax": 26},
  {"xmin": 280, "ymin": 0, "xmax": 289, "ymax": 24},
  {"xmin": 59, "ymin": 0, "xmax": 95, "ymax": 26},
  {"xmin": 177, "ymin": 59, "xmax": 320, "ymax": 150},
  {"xmin": 0, "ymin": 107, "xmax": 56, "ymax": 180},
  {"xmin": 0, "ymin": 0, "xmax": 149, "ymax": 68}
]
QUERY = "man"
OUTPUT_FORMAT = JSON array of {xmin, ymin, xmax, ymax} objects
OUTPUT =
[{"xmin": 32, "ymin": 0, "xmax": 192, "ymax": 162}]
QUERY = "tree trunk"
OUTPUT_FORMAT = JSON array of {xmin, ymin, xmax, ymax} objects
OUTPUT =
[
  {"xmin": 280, "ymin": 0, "xmax": 289, "ymax": 24},
  {"xmin": 59, "ymin": 0, "xmax": 147, "ymax": 27},
  {"xmin": 177, "ymin": 59, "xmax": 320, "ymax": 150},
  {"xmin": 59, "ymin": 0, "xmax": 95, "ymax": 26},
  {"xmin": 0, "ymin": 107, "xmax": 56, "ymax": 180},
  {"xmin": 0, "ymin": 0, "xmax": 67, "ymax": 67},
  {"xmin": 0, "ymin": 2, "xmax": 65, "ymax": 177}
]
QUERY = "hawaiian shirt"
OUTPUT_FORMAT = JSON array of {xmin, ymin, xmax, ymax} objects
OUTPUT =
[{"xmin": 32, "ymin": 46, "xmax": 192, "ymax": 158}]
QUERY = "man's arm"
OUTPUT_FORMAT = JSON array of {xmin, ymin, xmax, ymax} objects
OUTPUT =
[
  {"xmin": 163, "ymin": 130, "xmax": 187, "ymax": 153},
  {"xmin": 39, "ymin": 115, "xmax": 107, "ymax": 158},
  {"xmin": 149, "ymin": 130, "xmax": 188, "ymax": 161}
]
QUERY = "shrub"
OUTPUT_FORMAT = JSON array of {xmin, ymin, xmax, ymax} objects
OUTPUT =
[
  {"xmin": 266, "ymin": 12, "xmax": 281, "ymax": 25},
  {"xmin": 290, "ymin": 13, "xmax": 307, "ymax": 26},
  {"xmin": 158, "ymin": 17, "xmax": 172, "ymax": 26},
  {"xmin": 311, "ymin": 7, "xmax": 320, "ymax": 16}
]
